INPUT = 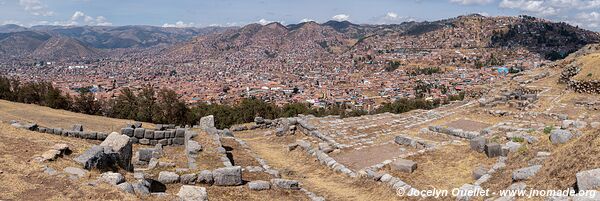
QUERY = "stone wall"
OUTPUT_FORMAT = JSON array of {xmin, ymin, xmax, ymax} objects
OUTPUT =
[
  {"xmin": 120, "ymin": 126, "xmax": 184, "ymax": 146},
  {"xmin": 11, "ymin": 121, "xmax": 109, "ymax": 141},
  {"xmin": 560, "ymin": 65, "xmax": 600, "ymax": 94}
]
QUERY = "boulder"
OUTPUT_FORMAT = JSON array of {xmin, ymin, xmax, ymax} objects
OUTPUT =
[
  {"xmin": 132, "ymin": 180, "xmax": 150, "ymax": 196},
  {"xmin": 512, "ymin": 165, "xmax": 542, "ymax": 181},
  {"xmin": 50, "ymin": 144, "xmax": 69, "ymax": 153},
  {"xmin": 74, "ymin": 145, "xmax": 118, "ymax": 171},
  {"xmin": 116, "ymin": 182, "xmax": 134, "ymax": 194},
  {"xmin": 41, "ymin": 149, "xmax": 61, "ymax": 162},
  {"xmin": 64, "ymin": 167, "xmax": 88, "ymax": 178},
  {"xmin": 254, "ymin": 117, "xmax": 265, "ymax": 124},
  {"xmin": 577, "ymin": 168, "xmax": 600, "ymax": 191},
  {"xmin": 212, "ymin": 166, "xmax": 242, "ymax": 186},
  {"xmin": 550, "ymin": 129, "xmax": 573, "ymax": 144},
  {"xmin": 199, "ymin": 115, "xmax": 215, "ymax": 130},
  {"xmin": 270, "ymin": 179, "xmax": 300, "ymax": 190},
  {"xmin": 197, "ymin": 170, "xmax": 214, "ymax": 184},
  {"xmin": 157, "ymin": 171, "xmax": 180, "ymax": 184},
  {"xmin": 180, "ymin": 173, "xmax": 198, "ymax": 185},
  {"xmin": 505, "ymin": 141, "xmax": 522, "ymax": 152},
  {"xmin": 100, "ymin": 172, "xmax": 125, "ymax": 185},
  {"xmin": 177, "ymin": 185, "xmax": 208, "ymax": 201},
  {"xmin": 187, "ymin": 141, "xmax": 203, "ymax": 155},
  {"xmin": 390, "ymin": 159, "xmax": 417, "ymax": 173},
  {"xmin": 222, "ymin": 129, "xmax": 234, "ymax": 137},
  {"xmin": 100, "ymin": 132, "xmax": 133, "ymax": 171},
  {"xmin": 133, "ymin": 122, "xmax": 142, "ymax": 128},
  {"xmin": 248, "ymin": 180, "xmax": 270, "ymax": 191},
  {"xmin": 472, "ymin": 166, "xmax": 487, "ymax": 180}
]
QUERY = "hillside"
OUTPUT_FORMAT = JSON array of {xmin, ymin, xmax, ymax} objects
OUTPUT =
[
  {"xmin": 164, "ymin": 15, "xmax": 599, "ymax": 66},
  {"xmin": 2, "ymin": 42, "xmax": 600, "ymax": 200}
]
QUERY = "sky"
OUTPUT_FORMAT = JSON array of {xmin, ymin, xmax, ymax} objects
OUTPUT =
[{"xmin": 1, "ymin": 0, "xmax": 599, "ymax": 31}]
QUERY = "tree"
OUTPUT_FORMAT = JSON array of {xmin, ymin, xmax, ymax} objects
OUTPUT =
[
  {"xmin": 154, "ymin": 88, "xmax": 189, "ymax": 125},
  {"xmin": 136, "ymin": 85, "xmax": 156, "ymax": 122},
  {"xmin": 73, "ymin": 88, "xmax": 101, "ymax": 115},
  {"xmin": 109, "ymin": 88, "xmax": 138, "ymax": 120}
]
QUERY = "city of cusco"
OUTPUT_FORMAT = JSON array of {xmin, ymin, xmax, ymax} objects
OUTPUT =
[{"xmin": 1, "ymin": 0, "xmax": 600, "ymax": 200}]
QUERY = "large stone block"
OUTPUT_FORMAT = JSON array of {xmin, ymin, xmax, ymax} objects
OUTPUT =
[
  {"xmin": 74, "ymin": 145, "xmax": 118, "ymax": 171},
  {"xmin": 72, "ymin": 124, "xmax": 83, "ymax": 132},
  {"xmin": 212, "ymin": 166, "xmax": 242, "ymax": 186},
  {"xmin": 134, "ymin": 128, "xmax": 145, "ymax": 138},
  {"xmin": 390, "ymin": 159, "xmax": 417, "ymax": 173},
  {"xmin": 121, "ymin": 127, "xmax": 134, "ymax": 137},
  {"xmin": 550, "ymin": 129, "xmax": 573, "ymax": 144},
  {"xmin": 512, "ymin": 165, "xmax": 542, "ymax": 181},
  {"xmin": 144, "ymin": 130, "xmax": 155, "ymax": 139},
  {"xmin": 577, "ymin": 169, "xmax": 600, "ymax": 191},
  {"xmin": 100, "ymin": 172, "xmax": 125, "ymax": 185},
  {"xmin": 173, "ymin": 137, "xmax": 185, "ymax": 145},
  {"xmin": 175, "ymin": 128, "xmax": 186, "ymax": 138},
  {"xmin": 199, "ymin": 115, "xmax": 215, "ymax": 130},
  {"xmin": 270, "ymin": 179, "xmax": 300, "ymax": 190},
  {"xmin": 177, "ymin": 185, "xmax": 208, "ymax": 201},
  {"xmin": 158, "ymin": 171, "xmax": 180, "ymax": 184},
  {"xmin": 197, "ymin": 170, "xmax": 213, "ymax": 184},
  {"xmin": 154, "ymin": 131, "xmax": 165, "ymax": 139},
  {"xmin": 248, "ymin": 180, "xmax": 270, "ymax": 191},
  {"xmin": 470, "ymin": 137, "xmax": 487, "ymax": 152},
  {"xmin": 485, "ymin": 143, "xmax": 502, "ymax": 158},
  {"xmin": 100, "ymin": 132, "xmax": 133, "ymax": 171}
]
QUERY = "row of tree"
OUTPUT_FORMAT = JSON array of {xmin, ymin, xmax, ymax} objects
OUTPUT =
[{"xmin": 0, "ymin": 76, "xmax": 462, "ymax": 129}]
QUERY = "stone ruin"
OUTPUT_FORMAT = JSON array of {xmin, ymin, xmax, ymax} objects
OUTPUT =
[
  {"xmin": 478, "ymin": 87, "xmax": 540, "ymax": 110},
  {"xmin": 560, "ymin": 63, "xmax": 600, "ymax": 94}
]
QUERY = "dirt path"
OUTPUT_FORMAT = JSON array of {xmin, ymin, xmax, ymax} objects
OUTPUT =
[{"xmin": 239, "ymin": 134, "xmax": 400, "ymax": 201}]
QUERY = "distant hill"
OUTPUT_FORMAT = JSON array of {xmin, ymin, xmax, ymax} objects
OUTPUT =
[
  {"xmin": 32, "ymin": 36, "xmax": 101, "ymax": 60},
  {"xmin": 0, "ymin": 25, "xmax": 232, "ymax": 61},
  {"xmin": 164, "ymin": 15, "xmax": 600, "ymax": 64},
  {"xmin": 0, "ymin": 14, "xmax": 598, "ymax": 63}
]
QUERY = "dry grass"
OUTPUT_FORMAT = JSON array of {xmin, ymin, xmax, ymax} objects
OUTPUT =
[
  {"xmin": 572, "ymin": 53, "xmax": 600, "ymax": 81},
  {"xmin": 0, "ymin": 99, "xmax": 154, "ymax": 132},
  {"xmin": 388, "ymin": 144, "xmax": 496, "ymax": 191},
  {"xmin": 529, "ymin": 130, "xmax": 600, "ymax": 190},
  {"xmin": 237, "ymin": 131, "xmax": 401, "ymax": 201},
  {"xmin": 0, "ymin": 123, "xmax": 139, "ymax": 201}
]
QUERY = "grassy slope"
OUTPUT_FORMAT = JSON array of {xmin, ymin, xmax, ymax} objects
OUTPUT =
[{"xmin": 0, "ymin": 100, "xmax": 154, "ymax": 132}]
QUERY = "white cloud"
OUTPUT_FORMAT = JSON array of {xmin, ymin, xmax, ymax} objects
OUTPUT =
[
  {"xmin": 332, "ymin": 14, "xmax": 350, "ymax": 21},
  {"xmin": 450, "ymin": 0, "xmax": 494, "ymax": 5},
  {"xmin": 53, "ymin": 11, "xmax": 112, "ymax": 26},
  {"xmin": 257, "ymin": 18, "xmax": 273, "ymax": 25},
  {"xmin": 300, "ymin": 18, "xmax": 315, "ymax": 23},
  {"xmin": 371, "ymin": 12, "xmax": 413, "ymax": 24},
  {"xmin": 19, "ymin": 0, "xmax": 54, "ymax": 16},
  {"xmin": 499, "ymin": 0, "xmax": 559, "ymax": 16},
  {"xmin": 0, "ymin": 20, "xmax": 23, "ymax": 26},
  {"xmin": 574, "ymin": 11, "xmax": 600, "ymax": 28},
  {"xmin": 162, "ymin": 21, "xmax": 195, "ymax": 28}
]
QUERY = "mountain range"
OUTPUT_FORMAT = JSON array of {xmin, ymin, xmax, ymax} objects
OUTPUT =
[{"xmin": 1, "ymin": 14, "xmax": 599, "ymax": 62}]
